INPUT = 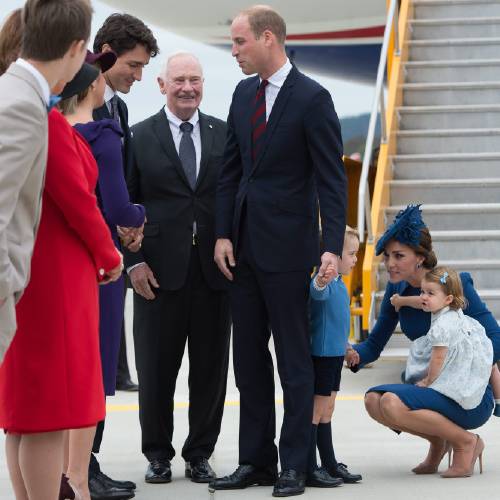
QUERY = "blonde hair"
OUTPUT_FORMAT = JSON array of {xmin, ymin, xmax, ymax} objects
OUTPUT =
[
  {"xmin": 345, "ymin": 225, "xmax": 359, "ymax": 243},
  {"xmin": 58, "ymin": 86, "xmax": 90, "ymax": 116},
  {"xmin": 423, "ymin": 266, "xmax": 466, "ymax": 310}
]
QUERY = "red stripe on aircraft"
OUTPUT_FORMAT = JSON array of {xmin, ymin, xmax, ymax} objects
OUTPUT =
[{"xmin": 286, "ymin": 25, "xmax": 385, "ymax": 41}]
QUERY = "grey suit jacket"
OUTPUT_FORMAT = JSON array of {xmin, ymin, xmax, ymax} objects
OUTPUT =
[{"xmin": 0, "ymin": 63, "xmax": 48, "ymax": 362}]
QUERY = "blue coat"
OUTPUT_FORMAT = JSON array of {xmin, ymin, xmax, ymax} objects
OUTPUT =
[
  {"xmin": 310, "ymin": 276, "xmax": 350, "ymax": 356},
  {"xmin": 355, "ymin": 272, "xmax": 500, "ymax": 365}
]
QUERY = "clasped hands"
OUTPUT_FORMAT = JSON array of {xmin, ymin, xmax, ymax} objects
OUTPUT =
[{"xmin": 117, "ymin": 223, "xmax": 144, "ymax": 252}]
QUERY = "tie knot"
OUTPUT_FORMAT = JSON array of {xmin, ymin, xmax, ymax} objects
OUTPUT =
[
  {"xmin": 257, "ymin": 79, "xmax": 269, "ymax": 95},
  {"xmin": 180, "ymin": 121, "xmax": 193, "ymax": 133}
]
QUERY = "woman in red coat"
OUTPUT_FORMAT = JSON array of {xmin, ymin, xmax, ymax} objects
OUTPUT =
[{"xmin": 0, "ymin": 101, "xmax": 122, "ymax": 499}]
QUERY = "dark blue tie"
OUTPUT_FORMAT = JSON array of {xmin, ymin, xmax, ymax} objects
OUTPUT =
[
  {"xmin": 179, "ymin": 122, "xmax": 197, "ymax": 190},
  {"xmin": 110, "ymin": 95, "xmax": 120, "ymax": 123}
]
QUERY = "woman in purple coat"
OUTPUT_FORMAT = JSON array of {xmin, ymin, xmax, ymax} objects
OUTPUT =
[{"xmin": 59, "ymin": 51, "xmax": 145, "ymax": 499}]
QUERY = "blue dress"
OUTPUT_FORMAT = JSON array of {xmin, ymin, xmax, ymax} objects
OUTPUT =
[
  {"xmin": 355, "ymin": 273, "xmax": 498, "ymax": 429},
  {"xmin": 75, "ymin": 120, "xmax": 145, "ymax": 395}
]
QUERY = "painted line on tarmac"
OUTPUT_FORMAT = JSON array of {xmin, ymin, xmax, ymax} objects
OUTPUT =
[{"xmin": 106, "ymin": 394, "xmax": 365, "ymax": 413}]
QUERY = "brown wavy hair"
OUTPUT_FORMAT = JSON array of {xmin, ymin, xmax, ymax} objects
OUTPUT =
[
  {"xmin": 423, "ymin": 266, "xmax": 467, "ymax": 310},
  {"xmin": 413, "ymin": 227, "xmax": 437, "ymax": 270},
  {"xmin": 93, "ymin": 13, "xmax": 159, "ymax": 58},
  {"xmin": 0, "ymin": 9, "xmax": 22, "ymax": 76}
]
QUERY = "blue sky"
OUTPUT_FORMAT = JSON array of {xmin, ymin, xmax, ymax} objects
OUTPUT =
[{"xmin": 1, "ymin": 0, "xmax": 375, "ymax": 125}]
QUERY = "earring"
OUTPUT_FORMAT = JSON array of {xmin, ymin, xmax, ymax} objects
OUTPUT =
[{"xmin": 416, "ymin": 262, "xmax": 422, "ymax": 269}]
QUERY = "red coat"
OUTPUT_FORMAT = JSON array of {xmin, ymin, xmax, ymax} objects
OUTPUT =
[{"xmin": 0, "ymin": 110, "xmax": 120, "ymax": 433}]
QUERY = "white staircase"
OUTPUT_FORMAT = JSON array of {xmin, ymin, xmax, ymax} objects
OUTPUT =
[{"xmin": 379, "ymin": 0, "xmax": 500, "ymax": 356}]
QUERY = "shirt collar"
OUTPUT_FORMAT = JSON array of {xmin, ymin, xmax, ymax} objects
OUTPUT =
[
  {"xmin": 104, "ymin": 84, "xmax": 116, "ymax": 104},
  {"xmin": 16, "ymin": 58, "xmax": 51, "ymax": 106},
  {"xmin": 261, "ymin": 58, "xmax": 292, "ymax": 89},
  {"xmin": 431, "ymin": 306, "xmax": 450, "ymax": 323},
  {"xmin": 163, "ymin": 105, "xmax": 199, "ymax": 130}
]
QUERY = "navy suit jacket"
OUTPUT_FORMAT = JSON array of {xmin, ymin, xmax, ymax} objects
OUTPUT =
[{"xmin": 216, "ymin": 65, "xmax": 347, "ymax": 272}]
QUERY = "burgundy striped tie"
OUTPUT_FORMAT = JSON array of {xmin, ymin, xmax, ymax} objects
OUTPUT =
[{"xmin": 251, "ymin": 79, "xmax": 269, "ymax": 162}]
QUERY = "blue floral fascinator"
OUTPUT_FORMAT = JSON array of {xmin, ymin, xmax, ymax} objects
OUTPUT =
[{"xmin": 375, "ymin": 204, "xmax": 426, "ymax": 255}]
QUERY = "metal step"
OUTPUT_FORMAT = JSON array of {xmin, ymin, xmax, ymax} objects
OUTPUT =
[
  {"xmin": 409, "ymin": 17, "xmax": 500, "ymax": 39},
  {"xmin": 386, "ymin": 203, "xmax": 500, "ymax": 231},
  {"xmin": 397, "ymin": 128, "xmax": 500, "ymax": 154},
  {"xmin": 397, "ymin": 105, "xmax": 500, "ymax": 130},
  {"xmin": 378, "ymin": 259, "xmax": 500, "ymax": 289},
  {"xmin": 408, "ymin": 38, "xmax": 500, "ymax": 61},
  {"xmin": 404, "ymin": 59, "xmax": 500, "ymax": 84},
  {"xmin": 390, "ymin": 178, "xmax": 500, "ymax": 204},
  {"xmin": 402, "ymin": 81, "xmax": 500, "ymax": 106},
  {"xmin": 374, "ymin": 288, "xmax": 500, "ymax": 318},
  {"xmin": 413, "ymin": 0, "xmax": 500, "ymax": 20},
  {"xmin": 392, "ymin": 153, "xmax": 500, "ymax": 180},
  {"xmin": 431, "ymin": 230, "xmax": 500, "ymax": 259}
]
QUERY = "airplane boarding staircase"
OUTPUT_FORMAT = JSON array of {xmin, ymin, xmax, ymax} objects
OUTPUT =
[{"xmin": 359, "ymin": 0, "xmax": 500, "ymax": 356}]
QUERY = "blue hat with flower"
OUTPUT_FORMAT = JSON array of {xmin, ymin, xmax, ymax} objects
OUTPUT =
[{"xmin": 375, "ymin": 204, "xmax": 427, "ymax": 255}]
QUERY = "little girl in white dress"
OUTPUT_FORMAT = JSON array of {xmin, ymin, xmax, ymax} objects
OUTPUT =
[{"xmin": 404, "ymin": 266, "xmax": 493, "ymax": 410}]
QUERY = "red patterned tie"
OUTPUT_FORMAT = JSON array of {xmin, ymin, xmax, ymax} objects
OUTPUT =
[{"xmin": 251, "ymin": 79, "xmax": 269, "ymax": 162}]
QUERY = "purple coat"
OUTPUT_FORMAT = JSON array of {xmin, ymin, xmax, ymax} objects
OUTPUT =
[{"xmin": 75, "ymin": 119, "xmax": 145, "ymax": 395}]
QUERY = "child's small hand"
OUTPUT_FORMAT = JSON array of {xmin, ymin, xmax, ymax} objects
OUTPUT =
[
  {"xmin": 416, "ymin": 378, "xmax": 428, "ymax": 388},
  {"xmin": 390, "ymin": 293, "xmax": 402, "ymax": 312},
  {"xmin": 345, "ymin": 348, "xmax": 360, "ymax": 368},
  {"xmin": 314, "ymin": 274, "xmax": 328, "ymax": 288}
]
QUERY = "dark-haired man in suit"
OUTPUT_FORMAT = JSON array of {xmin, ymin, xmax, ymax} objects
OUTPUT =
[
  {"xmin": 89, "ymin": 13, "xmax": 159, "ymax": 500},
  {"xmin": 125, "ymin": 52, "xmax": 231, "ymax": 485},
  {"xmin": 211, "ymin": 5, "xmax": 347, "ymax": 498}
]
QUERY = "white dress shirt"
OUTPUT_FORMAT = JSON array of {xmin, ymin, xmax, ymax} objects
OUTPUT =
[
  {"xmin": 104, "ymin": 84, "xmax": 116, "ymax": 113},
  {"xmin": 164, "ymin": 105, "xmax": 201, "ymax": 177},
  {"xmin": 262, "ymin": 58, "xmax": 292, "ymax": 121},
  {"xmin": 15, "ymin": 58, "xmax": 50, "ymax": 106}
]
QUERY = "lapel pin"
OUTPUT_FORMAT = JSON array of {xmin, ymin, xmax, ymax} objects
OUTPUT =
[{"xmin": 209, "ymin": 124, "xmax": 213, "ymax": 129}]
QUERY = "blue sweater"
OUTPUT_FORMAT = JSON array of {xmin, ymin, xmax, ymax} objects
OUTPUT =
[
  {"xmin": 309, "ymin": 275, "xmax": 350, "ymax": 356},
  {"xmin": 354, "ymin": 272, "xmax": 500, "ymax": 365}
]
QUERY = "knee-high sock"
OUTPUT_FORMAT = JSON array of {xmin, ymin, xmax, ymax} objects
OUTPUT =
[
  {"xmin": 317, "ymin": 422, "xmax": 337, "ymax": 468},
  {"xmin": 308, "ymin": 424, "xmax": 318, "ymax": 473}
]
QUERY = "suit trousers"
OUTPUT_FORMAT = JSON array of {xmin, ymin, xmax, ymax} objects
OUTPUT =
[
  {"xmin": 230, "ymin": 219, "xmax": 314, "ymax": 472},
  {"xmin": 133, "ymin": 245, "xmax": 231, "ymax": 462}
]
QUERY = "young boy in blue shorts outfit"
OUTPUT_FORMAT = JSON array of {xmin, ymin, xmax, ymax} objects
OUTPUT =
[{"xmin": 307, "ymin": 226, "xmax": 363, "ymax": 487}]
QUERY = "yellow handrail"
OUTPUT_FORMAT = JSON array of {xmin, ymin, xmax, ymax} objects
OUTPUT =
[{"xmin": 361, "ymin": 0, "xmax": 414, "ymax": 333}]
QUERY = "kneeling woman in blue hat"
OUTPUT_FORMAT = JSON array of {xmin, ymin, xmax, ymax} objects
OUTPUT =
[{"xmin": 346, "ymin": 205, "xmax": 500, "ymax": 478}]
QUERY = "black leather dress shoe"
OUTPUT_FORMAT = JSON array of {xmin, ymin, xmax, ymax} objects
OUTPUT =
[
  {"xmin": 209, "ymin": 464, "xmax": 278, "ymax": 490},
  {"xmin": 145, "ymin": 460, "xmax": 172, "ymax": 484},
  {"xmin": 328, "ymin": 463, "xmax": 362, "ymax": 483},
  {"xmin": 306, "ymin": 467, "xmax": 343, "ymax": 488},
  {"xmin": 272, "ymin": 470, "xmax": 306, "ymax": 497},
  {"xmin": 89, "ymin": 474, "xmax": 134, "ymax": 500},
  {"xmin": 96, "ymin": 470, "xmax": 136, "ymax": 490},
  {"xmin": 115, "ymin": 377, "xmax": 138, "ymax": 392},
  {"xmin": 185, "ymin": 457, "xmax": 216, "ymax": 483}
]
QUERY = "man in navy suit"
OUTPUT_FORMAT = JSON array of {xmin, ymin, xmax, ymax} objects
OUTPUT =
[
  {"xmin": 212, "ymin": 6, "xmax": 347, "ymax": 498},
  {"xmin": 90, "ymin": 13, "xmax": 159, "ymax": 500}
]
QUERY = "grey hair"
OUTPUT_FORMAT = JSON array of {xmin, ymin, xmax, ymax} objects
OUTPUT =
[{"xmin": 159, "ymin": 51, "xmax": 203, "ymax": 80}]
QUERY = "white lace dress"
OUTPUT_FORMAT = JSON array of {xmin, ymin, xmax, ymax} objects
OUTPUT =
[{"xmin": 404, "ymin": 306, "xmax": 493, "ymax": 409}]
